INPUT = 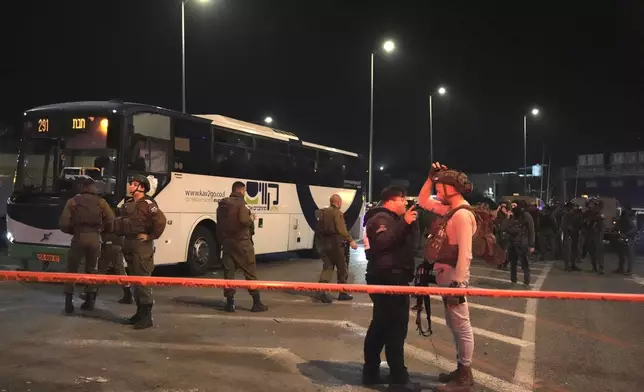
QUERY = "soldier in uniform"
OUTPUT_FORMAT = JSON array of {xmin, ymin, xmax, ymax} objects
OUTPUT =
[
  {"xmin": 582, "ymin": 198, "xmax": 605, "ymax": 274},
  {"xmin": 59, "ymin": 178, "xmax": 114, "ymax": 313},
  {"xmin": 216, "ymin": 181, "xmax": 268, "ymax": 313},
  {"xmin": 315, "ymin": 194, "xmax": 358, "ymax": 304},
  {"xmin": 113, "ymin": 175, "xmax": 167, "ymax": 329},
  {"xmin": 561, "ymin": 202, "xmax": 583, "ymax": 271},
  {"xmin": 614, "ymin": 204, "xmax": 637, "ymax": 276},
  {"xmin": 97, "ymin": 231, "xmax": 133, "ymax": 304}
]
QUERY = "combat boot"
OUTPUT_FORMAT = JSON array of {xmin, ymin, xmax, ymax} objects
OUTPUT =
[
  {"xmin": 127, "ymin": 298, "xmax": 142, "ymax": 324},
  {"xmin": 80, "ymin": 292, "xmax": 96, "ymax": 311},
  {"xmin": 133, "ymin": 304, "xmax": 153, "ymax": 330},
  {"xmin": 224, "ymin": 297, "xmax": 236, "ymax": 313},
  {"xmin": 435, "ymin": 364, "xmax": 474, "ymax": 392},
  {"xmin": 438, "ymin": 363, "xmax": 474, "ymax": 385},
  {"xmin": 316, "ymin": 292, "xmax": 333, "ymax": 304},
  {"xmin": 118, "ymin": 286, "xmax": 134, "ymax": 304},
  {"xmin": 338, "ymin": 292, "xmax": 353, "ymax": 301},
  {"xmin": 250, "ymin": 293, "xmax": 268, "ymax": 312},
  {"xmin": 361, "ymin": 366, "xmax": 389, "ymax": 386},
  {"xmin": 65, "ymin": 293, "xmax": 74, "ymax": 314}
]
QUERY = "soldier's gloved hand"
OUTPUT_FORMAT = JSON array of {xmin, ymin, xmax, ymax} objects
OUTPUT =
[
  {"xmin": 429, "ymin": 162, "xmax": 448, "ymax": 179},
  {"xmin": 349, "ymin": 240, "xmax": 358, "ymax": 250}
]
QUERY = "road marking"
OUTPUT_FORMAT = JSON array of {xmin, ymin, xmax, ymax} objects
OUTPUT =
[
  {"xmin": 174, "ymin": 313, "xmax": 533, "ymax": 348},
  {"xmin": 469, "ymin": 274, "xmax": 517, "ymax": 284},
  {"xmin": 428, "ymin": 316, "xmax": 533, "ymax": 347},
  {"xmin": 341, "ymin": 323, "xmax": 531, "ymax": 392},
  {"xmin": 160, "ymin": 315, "xmax": 527, "ymax": 391},
  {"xmin": 471, "ymin": 264, "xmax": 546, "ymax": 272},
  {"xmin": 272, "ymin": 297, "xmax": 535, "ymax": 320},
  {"xmin": 513, "ymin": 261, "xmax": 553, "ymax": 389},
  {"xmin": 470, "ymin": 266, "xmax": 546, "ymax": 276},
  {"xmin": 0, "ymin": 304, "xmax": 41, "ymax": 312},
  {"xmin": 427, "ymin": 296, "xmax": 535, "ymax": 320},
  {"xmin": 626, "ymin": 274, "xmax": 644, "ymax": 286},
  {"xmin": 44, "ymin": 339, "xmax": 351, "ymax": 389}
]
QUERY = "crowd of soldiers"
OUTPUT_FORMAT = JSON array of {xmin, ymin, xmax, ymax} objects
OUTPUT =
[
  {"xmin": 492, "ymin": 197, "xmax": 637, "ymax": 277},
  {"xmin": 59, "ymin": 174, "xmax": 167, "ymax": 330}
]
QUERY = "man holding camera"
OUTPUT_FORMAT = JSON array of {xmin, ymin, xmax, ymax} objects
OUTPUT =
[
  {"xmin": 362, "ymin": 186, "xmax": 420, "ymax": 392},
  {"xmin": 418, "ymin": 162, "xmax": 476, "ymax": 392}
]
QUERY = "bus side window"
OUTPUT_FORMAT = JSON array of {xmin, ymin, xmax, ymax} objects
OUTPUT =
[
  {"xmin": 253, "ymin": 137, "xmax": 290, "ymax": 183},
  {"xmin": 173, "ymin": 119, "xmax": 212, "ymax": 174},
  {"xmin": 131, "ymin": 113, "xmax": 171, "ymax": 174},
  {"xmin": 214, "ymin": 128, "xmax": 252, "ymax": 179},
  {"xmin": 291, "ymin": 145, "xmax": 316, "ymax": 185}
]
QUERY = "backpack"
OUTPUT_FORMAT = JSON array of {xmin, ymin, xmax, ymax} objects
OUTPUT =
[
  {"xmin": 70, "ymin": 194, "xmax": 104, "ymax": 228},
  {"xmin": 216, "ymin": 197, "xmax": 244, "ymax": 240},
  {"xmin": 315, "ymin": 207, "xmax": 334, "ymax": 235},
  {"xmin": 424, "ymin": 205, "xmax": 506, "ymax": 266}
]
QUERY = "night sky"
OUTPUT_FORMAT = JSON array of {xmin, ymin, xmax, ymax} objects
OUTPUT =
[{"xmin": 2, "ymin": 0, "xmax": 643, "ymax": 175}]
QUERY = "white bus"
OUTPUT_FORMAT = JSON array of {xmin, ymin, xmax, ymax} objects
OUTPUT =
[{"xmin": 6, "ymin": 101, "xmax": 366, "ymax": 275}]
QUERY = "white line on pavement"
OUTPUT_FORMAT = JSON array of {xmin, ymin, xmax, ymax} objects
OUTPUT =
[
  {"xmin": 174, "ymin": 313, "xmax": 533, "ymax": 348},
  {"xmin": 428, "ymin": 316, "xmax": 533, "ymax": 347},
  {"xmin": 513, "ymin": 262, "xmax": 553, "ymax": 389},
  {"xmin": 471, "ymin": 264, "xmax": 546, "ymax": 272},
  {"xmin": 271, "ymin": 297, "xmax": 535, "ymax": 321},
  {"xmin": 626, "ymin": 274, "xmax": 644, "ymax": 286},
  {"xmin": 341, "ymin": 323, "xmax": 530, "ymax": 392},
  {"xmin": 469, "ymin": 274, "xmax": 516, "ymax": 284},
  {"xmin": 44, "ymin": 339, "xmax": 352, "ymax": 389}
]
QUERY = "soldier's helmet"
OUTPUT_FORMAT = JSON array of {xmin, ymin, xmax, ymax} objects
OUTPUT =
[
  {"xmin": 432, "ymin": 169, "xmax": 473, "ymax": 194},
  {"xmin": 586, "ymin": 197, "xmax": 603, "ymax": 210},
  {"xmin": 129, "ymin": 174, "xmax": 150, "ymax": 193}
]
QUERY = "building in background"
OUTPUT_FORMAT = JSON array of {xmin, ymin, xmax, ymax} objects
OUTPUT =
[
  {"xmin": 468, "ymin": 163, "xmax": 553, "ymax": 203},
  {"xmin": 560, "ymin": 151, "xmax": 644, "ymax": 209}
]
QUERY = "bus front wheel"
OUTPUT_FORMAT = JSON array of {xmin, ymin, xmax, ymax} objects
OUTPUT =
[{"xmin": 185, "ymin": 226, "xmax": 218, "ymax": 276}]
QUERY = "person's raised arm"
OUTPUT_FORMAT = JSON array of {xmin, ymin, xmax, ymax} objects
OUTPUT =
[{"xmin": 418, "ymin": 162, "xmax": 450, "ymax": 216}]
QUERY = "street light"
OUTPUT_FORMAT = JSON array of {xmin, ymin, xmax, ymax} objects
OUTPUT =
[
  {"xmin": 379, "ymin": 165, "xmax": 385, "ymax": 171},
  {"xmin": 368, "ymin": 39, "xmax": 396, "ymax": 203},
  {"xmin": 429, "ymin": 86, "xmax": 447, "ymax": 164},
  {"xmin": 523, "ymin": 107, "xmax": 540, "ymax": 195},
  {"xmin": 264, "ymin": 116, "xmax": 273, "ymax": 125},
  {"xmin": 181, "ymin": 0, "xmax": 210, "ymax": 113}
]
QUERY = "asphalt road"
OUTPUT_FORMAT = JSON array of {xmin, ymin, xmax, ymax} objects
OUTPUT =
[{"xmin": 0, "ymin": 247, "xmax": 643, "ymax": 392}]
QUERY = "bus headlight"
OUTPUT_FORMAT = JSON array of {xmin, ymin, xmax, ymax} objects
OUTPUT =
[{"xmin": 5, "ymin": 231, "xmax": 14, "ymax": 243}]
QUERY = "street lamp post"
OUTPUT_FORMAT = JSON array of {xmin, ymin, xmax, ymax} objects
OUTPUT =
[
  {"xmin": 181, "ymin": 0, "xmax": 187, "ymax": 113},
  {"xmin": 181, "ymin": 0, "xmax": 210, "ymax": 114},
  {"xmin": 429, "ymin": 86, "xmax": 446, "ymax": 164},
  {"xmin": 368, "ymin": 39, "xmax": 395, "ymax": 203},
  {"xmin": 523, "ymin": 108, "xmax": 540, "ymax": 194}
]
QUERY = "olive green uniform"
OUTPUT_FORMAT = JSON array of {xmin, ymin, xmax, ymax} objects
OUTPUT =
[
  {"xmin": 216, "ymin": 192, "xmax": 258, "ymax": 298},
  {"xmin": 59, "ymin": 192, "xmax": 114, "ymax": 294},
  {"xmin": 317, "ymin": 205, "xmax": 352, "ymax": 284},
  {"xmin": 114, "ymin": 196, "xmax": 167, "ymax": 305},
  {"xmin": 98, "ymin": 232, "xmax": 127, "ymax": 276}
]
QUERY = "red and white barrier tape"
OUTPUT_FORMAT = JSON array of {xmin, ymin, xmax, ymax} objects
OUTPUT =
[{"xmin": 1, "ymin": 271, "xmax": 643, "ymax": 302}]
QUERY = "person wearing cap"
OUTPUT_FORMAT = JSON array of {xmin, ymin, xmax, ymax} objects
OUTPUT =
[
  {"xmin": 418, "ymin": 162, "xmax": 476, "ymax": 392},
  {"xmin": 59, "ymin": 177, "xmax": 115, "ymax": 314},
  {"xmin": 113, "ymin": 174, "xmax": 167, "ymax": 329}
]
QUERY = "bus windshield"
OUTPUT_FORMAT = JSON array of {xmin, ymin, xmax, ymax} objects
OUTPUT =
[{"xmin": 15, "ymin": 115, "xmax": 119, "ymax": 197}]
